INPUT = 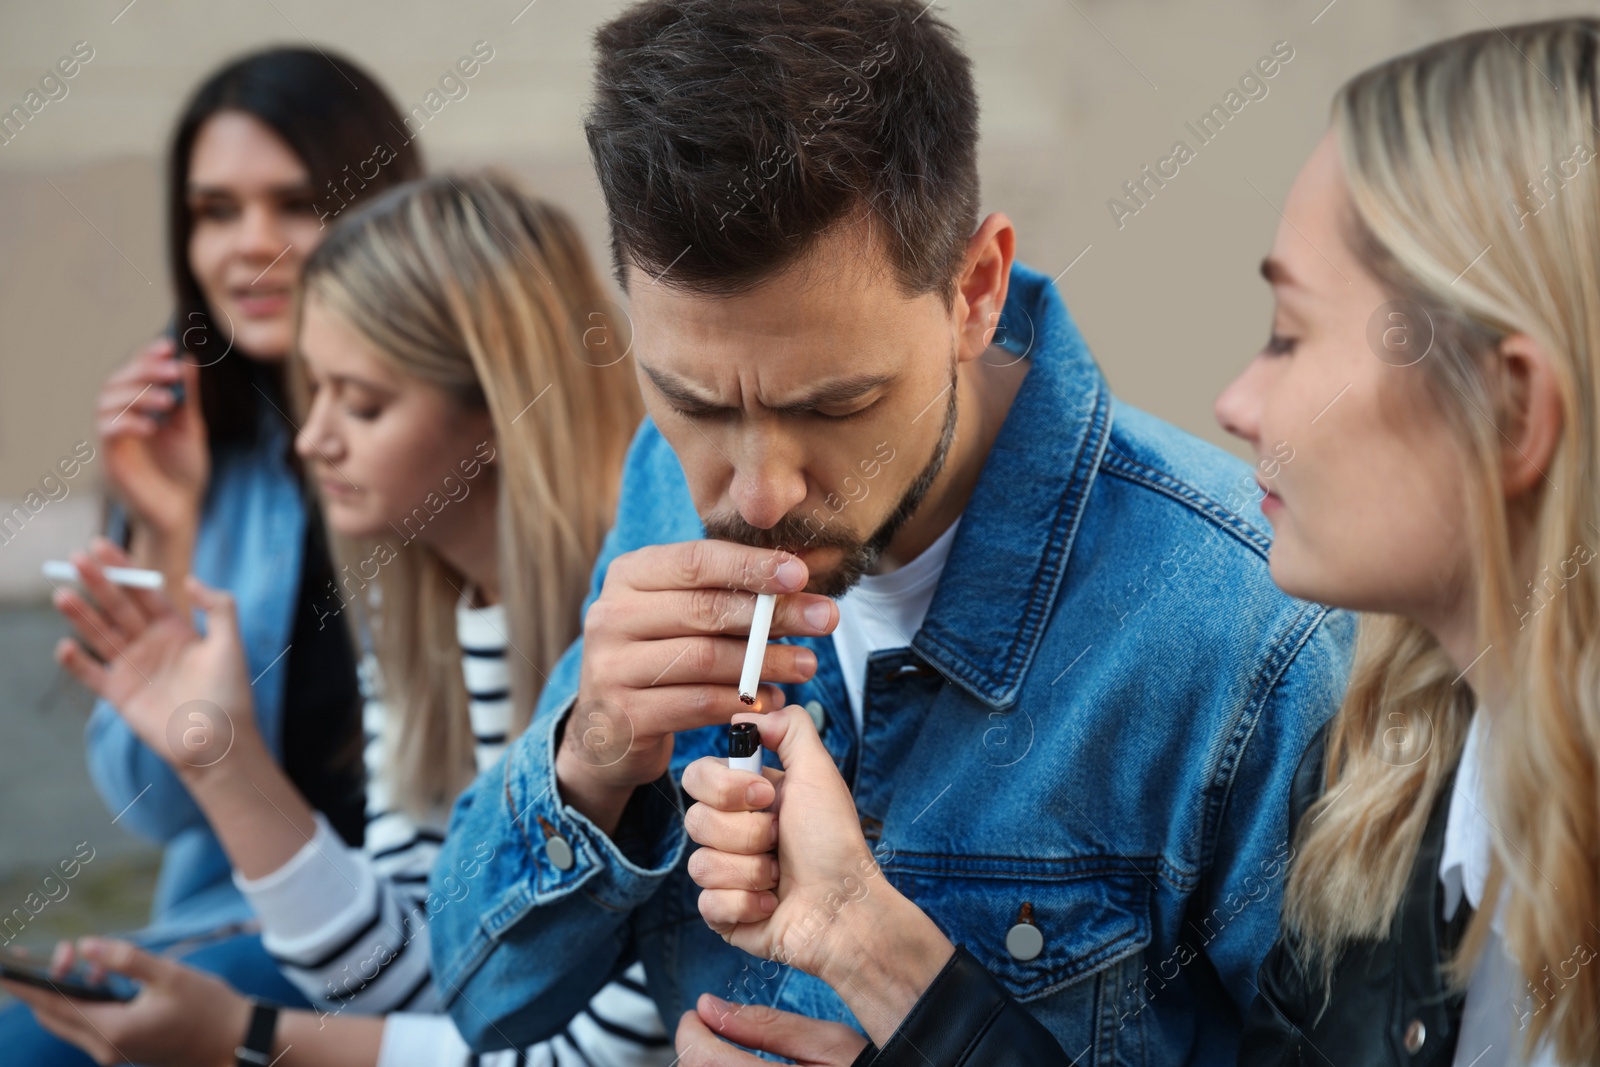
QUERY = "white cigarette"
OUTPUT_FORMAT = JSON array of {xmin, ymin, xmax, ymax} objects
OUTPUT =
[
  {"xmin": 42, "ymin": 560, "xmax": 165, "ymax": 590},
  {"xmin": 737, "ymin": 592, "xmax": 778, "ymax": 706}
]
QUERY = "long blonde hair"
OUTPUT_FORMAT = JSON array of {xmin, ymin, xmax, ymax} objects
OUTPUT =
[
  {"xmin": 1282, "ymin": 20, "xmax": 1600, "ymax": 1062},
  {"xmin": 292, "ymin": 171, "xmax": 641, "ymax": 816}
]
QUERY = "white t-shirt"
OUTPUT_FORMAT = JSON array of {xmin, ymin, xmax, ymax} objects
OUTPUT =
[
  {"xmin": 1440, "ymin": 710, "xmax": 1558, "ymax": 1067},
  {"xmin": 830, "ymin": 516, "xmax": 961, "ymax": 736}
]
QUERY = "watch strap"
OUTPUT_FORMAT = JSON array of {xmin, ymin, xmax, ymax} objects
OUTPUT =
[{"xmin": 234, "ymin": 999, "xmax": 279, "ymax": 1066}]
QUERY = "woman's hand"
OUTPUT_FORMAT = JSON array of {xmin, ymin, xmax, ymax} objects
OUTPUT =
[
  {"xmin": 675, "ymin": 993, "xmax": 869, "ymax": 1066},
  {"xmin": 0, "ymin": 937, "xmax": 250, "ymax": 1067},
  {"xmin": 96, "ymin": 336, "xmax": 208, "ymax": 539},
  {"xmin": 680, "ymin": 703, "xmax": 954, "ymax": 1047},
  {"xmin": 52, "ymin": 537, "xmax": 259, "ymax": 779}
]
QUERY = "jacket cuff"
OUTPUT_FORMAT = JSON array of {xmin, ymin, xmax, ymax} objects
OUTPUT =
[
  {"xmin": 850, "ymin": 944, "xmax": 1073, "ymax": 1067},
  {"xmin": 503, "ymin": 693, "xmax": 686, "ymax": 911}
]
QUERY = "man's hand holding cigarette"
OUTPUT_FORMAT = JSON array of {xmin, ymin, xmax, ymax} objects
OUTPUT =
[{"xmin": 554, "ymin": 540, "xmax": 840, "ymax": 837}]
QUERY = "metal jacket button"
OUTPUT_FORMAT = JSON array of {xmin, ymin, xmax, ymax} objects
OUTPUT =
[
  {"xmin": 536, "ymin": 815, "xmax": 576, "ymax": 870},
  {"xmin": 1006, "ymin": 902, "xmax": 1044, "ymax": 961},
  {"xmin": 804, "ymin": 699, "xmax": 826, "ymax": 732},
  {"xmin": 1403, "ymin": 1019, "xmax": 1426, "ymax": 1053}
]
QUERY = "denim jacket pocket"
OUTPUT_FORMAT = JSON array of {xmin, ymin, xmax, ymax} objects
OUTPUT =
[{"xmin": 885, "ymin": 851, "xmax": 1153, "ymax": 1003}]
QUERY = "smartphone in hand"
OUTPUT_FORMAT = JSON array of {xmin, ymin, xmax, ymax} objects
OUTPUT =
[
  {"xmin": 0, "ymin": 950, "xmax": 138, "ymax": 1003},
  {"xmin": 157, "ymin": 318, "xmax": 188, "ymax": 419}
]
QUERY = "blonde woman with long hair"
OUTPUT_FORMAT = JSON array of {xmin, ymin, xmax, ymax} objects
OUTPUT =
[
  {"xmin": 2, "ymin": 172, "xmax": 672, "ymax": 1067},
  {"xmin": 1215, "ymin": 18, "xmax": 1600, "ymax": 1067}
]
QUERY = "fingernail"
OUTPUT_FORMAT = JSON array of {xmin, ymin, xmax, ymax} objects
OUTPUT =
[
  {"xmin": 760, "ymin": 892, "xmax": 778, "ymax": 912},
  {"xmin": 746, "ymin": 782, "xmax": 766, "ymax": 806},
  {"xmin": 770, "ymin": 818, "xmax": 779, "ymax": 846},
  {"xmin": 803, "ymin": 601, "xmax": 832, "ymax": 630},
  {"xmin": 776, "ymin": 558, "xmax": 806, "ymax": 589}
]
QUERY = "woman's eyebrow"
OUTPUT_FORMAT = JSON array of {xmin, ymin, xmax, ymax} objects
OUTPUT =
[{"xmin": 185, "ymin": 180, "xmax": 316, "ymax": 199}]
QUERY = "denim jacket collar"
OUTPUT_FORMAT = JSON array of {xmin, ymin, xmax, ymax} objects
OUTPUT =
[{"xmin": 915, "ymin": 261, "xmax": 1113, "ymax": 709}]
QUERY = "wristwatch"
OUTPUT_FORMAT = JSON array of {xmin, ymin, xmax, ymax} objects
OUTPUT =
[{"xmin": 234, "ymin": 999, "xmax": 279, "ymax": 1066}]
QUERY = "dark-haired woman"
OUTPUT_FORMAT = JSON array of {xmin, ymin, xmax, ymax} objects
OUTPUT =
[{"xmin": 0, "ymin": 46, "xmax": 421, "ymax": 1066}]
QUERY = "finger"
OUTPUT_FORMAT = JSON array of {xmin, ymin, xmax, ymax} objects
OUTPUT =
[
  {"xmin": 56, "ymin": 636, "xmax": 110, "ymax": 695},
  {"xmin": 682, "ymin": 756, "xmax": 776, "ymax": 813},
  {"xmin": 675, "ymin": 1007, "xmax": 766, "ymax": 1066},
  {"xmin": 71, "ymin": 549, "xmax": 150, "ymax": 639},
  {"xmin": 77, "ymin": 937, "xmax": 165, "ymax": 983},
  {"xmin": 698, "ymin": 887, "xmax": 777, "ymax": 928},
  {"xmin": 89, "ymin": 537, "xmax": 168, "ymax": 618},
  {"xmin": 50, "ymin": 939, "xmax": 75, "ymax": 978},
  {"xmin": 51, "ymin": 588, "xmax": 123, "ymax": 663},
  {"xmin": 185, "ymin": 576, "xmax": 240, "ymax": 650},
  {"xmin": 0, "ymin": 979, "xmax": 84, "ymax": 1031},
  {"xmin": 105, "ymin": 340, "xmax": 179, "ymax": 386},
  {"xmin": 687, "ymin": 845, "xmax": 779, "ymax": 893},
  {"xmin": 620, "ymin": 682, "xmax": 790, "ymax": 736},
  {"xmin": 96, "ymin": 382, "xmax": 176, "ymax": 421},
  {"xmin": 613, "ymin": 541, "xmax": 811, "ymax": 596},
  {"xmin": 695, "ymin": 993, "xmax": 871, "ymax": 1062},
  {"xmin": 608, "ymin": 635, "xmax": 818, "ymax": 690},
  {"xmin": 0, "ymin": 977, "xmax": 110, "ymax": 1059},
  {"xmin": 684, "ymin": 801, "xmax": 777, "ymax": 856},
  {"xmin": 742, "ymin": 703, "xmax": 838, "ymax": 784},
  {"xmin": 97, "ymin": 414, "xmax": 159, "ymax": 439},
  {"xmin": 611, "ymin": 588, "xmax": 838, "ymax": 641}
]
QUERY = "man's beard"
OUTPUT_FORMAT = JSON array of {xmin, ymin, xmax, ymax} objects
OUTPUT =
[{"xmin": 703, "ymin": 371, "xmax": 959, "ymax": 598}]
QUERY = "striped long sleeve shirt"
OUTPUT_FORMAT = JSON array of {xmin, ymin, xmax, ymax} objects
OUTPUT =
[{"xmin": 234, "ymin": 595, "xmax": 673, "ymax": 1066}]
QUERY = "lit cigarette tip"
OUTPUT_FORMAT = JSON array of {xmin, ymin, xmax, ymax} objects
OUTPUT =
[{"xmin": 737, "ymin": 592, "xmax": 779, "ymax": 710}]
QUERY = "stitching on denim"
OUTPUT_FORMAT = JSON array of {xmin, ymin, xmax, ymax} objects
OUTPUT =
[
  {"xmin": 1096, "ymin": 450, "xmax": 1273, "ymax": 558},
  {"xmin": 917, "ymin": 382, "xmax": 1113, "ymax": 705},
  {"xmin": 1198, "ymin": 602, "xmax": 1329, "ymax": 874}
]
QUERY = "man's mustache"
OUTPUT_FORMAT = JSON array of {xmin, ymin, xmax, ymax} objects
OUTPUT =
[{"xmin": 701, "ymin": 512, "xmax": 859, "ymax": 553}]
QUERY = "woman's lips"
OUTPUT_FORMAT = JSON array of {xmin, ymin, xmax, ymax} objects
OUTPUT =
[
  {"xmin": 1256, "ymin": 475, "xmax": 1284, "ymax": 511},
  {"xmin": 320, "ymin": 478, "xmax": 359, "ymax": 498},
  {"xmin": 231, "ymin": 287, "xmax": 291, "ymax": 318}
]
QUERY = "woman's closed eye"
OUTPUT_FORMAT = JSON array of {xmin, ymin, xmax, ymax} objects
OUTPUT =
[{"xmin": 1263, "ymin": 332, "xmax": 1299, "ymax": 357}]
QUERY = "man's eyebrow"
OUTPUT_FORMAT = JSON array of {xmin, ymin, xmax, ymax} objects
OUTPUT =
[
  {"xmin": 1259, "ymin": 256, "xmax": 1299, "ymax": 289},
  {"xmin": 640, "ymin": 363, "xmax": 894, "ymax": 414}
]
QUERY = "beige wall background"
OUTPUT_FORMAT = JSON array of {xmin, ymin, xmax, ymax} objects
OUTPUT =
[{"xmin": 0, "ymin": 0, "xmax": 1588, "ymax": 601}]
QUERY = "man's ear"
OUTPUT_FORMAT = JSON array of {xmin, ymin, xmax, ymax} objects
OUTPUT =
[
  {"xmin": 1495, "ymin": 332, "xmax": 1563, "ymax": 497},
  {"xmin": 955, "ymin": 213, "xmax": 1016, "ymax": 363}
]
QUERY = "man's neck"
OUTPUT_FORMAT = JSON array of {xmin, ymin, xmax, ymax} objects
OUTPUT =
[{"xmin": 875, "ymin": 345, "xmax": 1029, "ymax": 573}]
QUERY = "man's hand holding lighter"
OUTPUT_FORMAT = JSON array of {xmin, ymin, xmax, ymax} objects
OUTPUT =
[
  {"xmin": 554, "ymin": 540, "xmax": 839, "ymax": 836},
  {"xmin": 680, "ymin": 704, "xmax": 957, "ymax": 1050}
]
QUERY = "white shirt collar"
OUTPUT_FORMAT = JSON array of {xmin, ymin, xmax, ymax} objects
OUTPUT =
[{"xmin": 1439, "ymin": 708, "xmax": 1500, "ymax": 930}]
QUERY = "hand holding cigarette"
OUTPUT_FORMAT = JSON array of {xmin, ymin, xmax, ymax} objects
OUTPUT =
[
  {"xmin": 48, "ymin": 536, "xmax": 260, "ymax": 777},
  {"xmin": 557, "ymin": 540, "xmax": 839, "ymax": 837}
]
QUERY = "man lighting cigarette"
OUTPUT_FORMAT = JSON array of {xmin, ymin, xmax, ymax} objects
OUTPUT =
[{"xmin": 427, "ymin": 2, "xmax": 1355, "ymax": 1063}]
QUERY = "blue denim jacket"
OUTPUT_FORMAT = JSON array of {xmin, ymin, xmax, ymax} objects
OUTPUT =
[
  {"xmin": 85, "ymin": 400, "xmax": 308, "ymax": 935},
  {"xmin": 429, "ymin": 262, "xmax": 1357, "ymax": 1065}
]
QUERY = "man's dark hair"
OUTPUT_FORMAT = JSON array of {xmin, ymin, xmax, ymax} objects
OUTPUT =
[{"xmin": 584, "ymin": 0, "xmax": 980, "ymax": 306}]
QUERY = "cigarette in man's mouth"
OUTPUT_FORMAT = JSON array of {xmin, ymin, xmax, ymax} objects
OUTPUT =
[
  {"xmin": 42, "ymin": 560, "xmax": 164, "ymax": 590},
  {"xmin": 737, "ymin": 592, "xmax": 778, "ymax": 706}
]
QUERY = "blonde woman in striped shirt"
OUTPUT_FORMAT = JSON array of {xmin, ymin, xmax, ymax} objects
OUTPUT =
[{"xmin": 13, "ymin": 172, "xmax": 670, "ymax": 1067}]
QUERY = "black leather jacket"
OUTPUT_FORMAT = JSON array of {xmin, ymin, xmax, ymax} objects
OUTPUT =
[
  {"xmin": 1237, "ymin": 721, "xmax": 1472, "ymax": 1065},
  {"xmin": 845, "ymin": 722, "xmax": 1471, "ymax": 1067},
  {"xmin": 846, "ymin": 942, "xmax": 1073, "ymax": 1066}
]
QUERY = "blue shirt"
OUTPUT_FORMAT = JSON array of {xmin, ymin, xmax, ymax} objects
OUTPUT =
[
  {"xmin": 429, "ymin": 261, "xmax": 1357, "ymax": 1065},
  {"xmin": 85, "ymin": 400, "xmax": 309, "ymax": 936}
]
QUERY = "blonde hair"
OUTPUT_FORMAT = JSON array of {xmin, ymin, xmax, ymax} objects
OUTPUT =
[
  {"xmin": 1283, "ymin": 20, "xmax": 1600, "ymax": 1062},
  {"xmin": 292, "ymin": 171, "xmax": 641, "ymax": 816}
]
